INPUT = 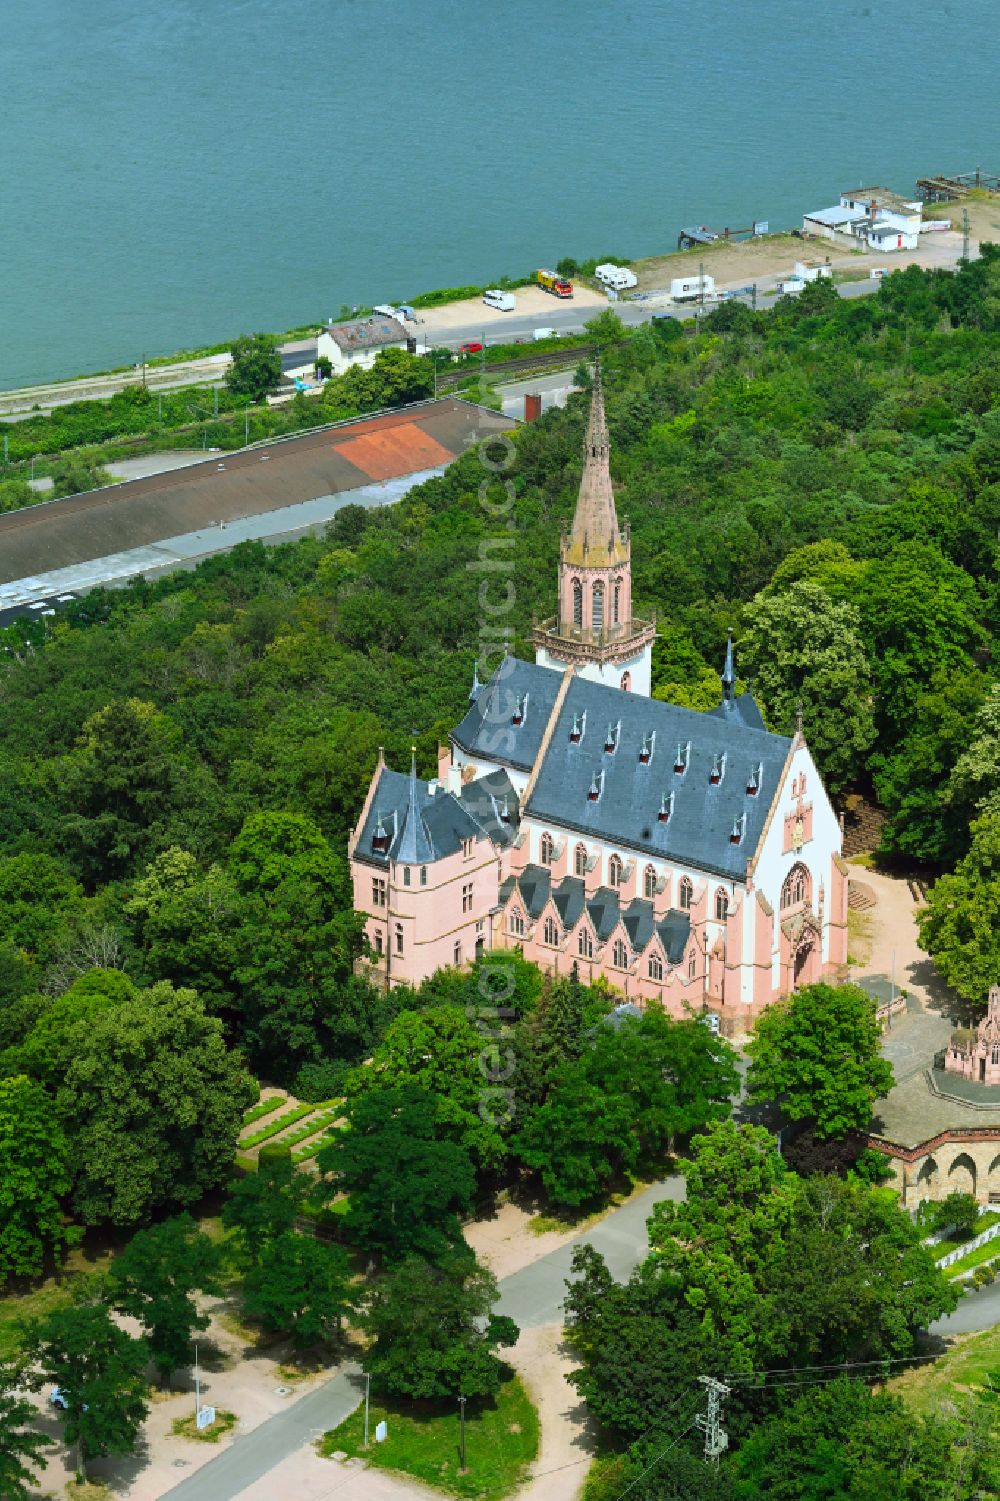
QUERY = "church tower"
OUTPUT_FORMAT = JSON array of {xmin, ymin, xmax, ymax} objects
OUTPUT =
[{"xmin": 532, "ymin": 361, "xmax": 655, "ymax": 696}]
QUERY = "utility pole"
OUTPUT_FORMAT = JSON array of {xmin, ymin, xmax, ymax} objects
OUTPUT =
[
  {"xmin": 962, "ymin": 207, "xmax": 970, "ymax": 263},
  {"xmin": 2, "ymin": 434, "xmax": 7, "ymax": 465},
  {"xmin": 751, "ymin": 282, "xmax": 757, "ymax": 312},
  {"xmin": 696, "ymin": 1377, "xmax": 730, "ymax": 1463},
  {"xmin": 245, "ymin": 407, "xmax": 250, "ymax": 446},
  {"xmin": 363, "ymin": 1372, "xmax": 371, "ymax": 1447},
  {"xmin": 194, "ymin": 1341, "xmax": 200, "ymax": 1421},
  {"xmin": 213, "ymin": 385, "xmax": 219, "ymax": 420},
  {"xmin": 458, "ymin": 1394, "xmax": 467, "ymax": 1471}
]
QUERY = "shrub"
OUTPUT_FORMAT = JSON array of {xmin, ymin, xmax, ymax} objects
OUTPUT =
[
  {"xmin": 258, "ymin": 1142, "xmax": 293, "ymax": 1171},
  {"xmin": 294, "ymin": 1059, "xmax": 349, "ymax": 1103}
]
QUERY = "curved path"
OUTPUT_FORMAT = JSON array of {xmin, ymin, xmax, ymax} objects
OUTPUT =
[{"xmin": 159, "ymin": 1179, "xmax": 682, "ymax": 1501}]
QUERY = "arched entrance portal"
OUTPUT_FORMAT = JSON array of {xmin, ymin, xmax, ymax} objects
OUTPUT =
[{"xmin": 793, "ymin": 935, "xmax": 819, "ymax": 989}]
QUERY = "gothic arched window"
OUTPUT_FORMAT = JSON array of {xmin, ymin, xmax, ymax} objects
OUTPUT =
[
  {"xmin": 609, "ymin": 854, "xmax": 623, "ymax": 888},
  {"xmin": 613, "ymin": 938, "xmax": 628, "ymax": 969},
  {"xmin": 575, "ymin": 843, "xmax": 588, "ymax": 877},
  {"xmin": 540, "ymin": 832, "xmax": 555, "ymax": 866},
  {"xmin": 621, "ymin": 670, "xmax": 632, "ymax": 692},
  {"xmin": 578, "ymin": 927, "xmax": 593, "ymax": 959},
  {"xmin": 613, "ymin": 578, "xmax": 621, "ymax": 624},
  {"xmin": 781, "ymin": 863, "xmax": 810, "ymax": 910},
  {"xmin": 688, "ymin": 948, "xmax": 697, "ymax": 979},
  {"xmin": 509, "ymin": 908, "xmax": 525, "ymax": 936},
  {"xmin": 644, "ymin": 864, "xmax": 657, "ymax": 900},
  {"xmin": 715, "ymin": 889, "xmax": 729, "ymax": 921},
  {"xmin": 544, "ymin": 916, "xmax": 559, "ymax": 947},
  {"xmin": 572, "ymin": 578, "xmax": 583, "ymax": 628},
  {"xmin": 592, "ymin": 581, "xmax": 605, "ymax": 630},
  {"xmin": 679, "ymin": 876, "xmax": 693, "ymax": 910},
  {"xmin": 648, "ymin": 953, "xmax": 663, "ymax": 981}
]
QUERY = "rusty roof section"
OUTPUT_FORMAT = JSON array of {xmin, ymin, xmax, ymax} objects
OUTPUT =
[
  {"xmin": 562, "ymin": 360, "xmax": 627, "ymax": 569},
  {"xmin": 324, "ymin": 315, "xmax": 408, "ymax": 352},
  {"xmin": 0, "ymin": 399, "xmax": 514, "ymax": 586}
]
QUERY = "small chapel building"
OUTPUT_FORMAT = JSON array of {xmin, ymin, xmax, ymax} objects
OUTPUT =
[{"xmin": 348, "ymin": 365, "xmax": 849, "ymax": 1034}]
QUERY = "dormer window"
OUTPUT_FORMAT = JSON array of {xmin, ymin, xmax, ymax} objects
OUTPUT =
[
  {"xmin": 658, "ymin": 792, "xmax": 673, "ymax": 823},
  {"xmin": 569, "ymin": 711, "xmax": 586, "ymax": 744},
  {"xmin": 587, "ymin": 770, "xmax": 604, "ymax": 802},
  {"xmin": 710, "ymin": 752, "xmax": 726, "ymax": 786},
  {"xmin": 674, "ymin": 741, "xmax": 690, "ymax": 774},
  {"xmin": 639, "ymin": 731, "xmax": 655, "ymax": 765},
  {"xmin": 499, "ymin": 798, "xmax": 511, "ymax": 824},
  {"xmin": 747, "ymin": 762, "xmax": 762, "ymax": 797},
  {"xmin": 730, "ymin": 813, "xmax": 746, "ymax": 845},
  {"xmin": 511, "ymin": 693, "xmax": 527, "ymax": 727},
  {"xmin": 371, "ymin": 817, "xmax": 390, "ymax": 855},
  {"xmin": 604, "ymin": 721, "xmax": 620, "ymax": 754}
]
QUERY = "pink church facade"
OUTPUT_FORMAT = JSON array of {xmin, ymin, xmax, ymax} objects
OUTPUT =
[{"xmin": 348, "ymin": 366, "xmax": 848, "ymax": 1036}]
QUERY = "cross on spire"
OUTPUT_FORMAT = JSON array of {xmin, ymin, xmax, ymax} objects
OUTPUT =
[{"xmin": 563, "ymin": 357, "xmax": 626, "ymax": 569}]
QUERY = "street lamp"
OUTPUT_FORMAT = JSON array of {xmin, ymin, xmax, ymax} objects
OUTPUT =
[{"xmin": 458, "ymin": 1394, "xmax": 467, "ymax": 1471}]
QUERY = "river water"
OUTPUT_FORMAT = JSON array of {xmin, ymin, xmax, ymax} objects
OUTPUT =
[{"xmin": 1, "ymin": 0, "xmax": 997, "ymax": 387}]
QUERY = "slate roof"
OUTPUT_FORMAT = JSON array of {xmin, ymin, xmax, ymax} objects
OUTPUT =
[
  {"xmin": 355, "ymin": 765, "xmax": 519, "ymax": 868},
  {"xmin": 450, "ymin": 657, "xmax": 565, "ymax": 773},
  {"xmin": 707, "ymin": 691, "xmax": 767, "ymax": 731},
  {"xmin": 498, "ymin": 870, "xmax": 692, "ymax": 963},
  {"xmin": 522, "ymin": 673, "xmax": 792, "ymax": 881}
]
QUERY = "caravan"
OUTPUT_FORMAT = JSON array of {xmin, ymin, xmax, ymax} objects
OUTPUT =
[
  {"xmin": 595, "ymin": 263, "xmax": 638, "ymax": 292},
  {"xmin": 483, "ymin": 289, "xmax": 516, "ymax": 311}
]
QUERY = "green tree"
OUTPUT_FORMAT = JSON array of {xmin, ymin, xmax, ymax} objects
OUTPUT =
[
  {"xmin": 858, "ymin": 540, "xmax": 983, "ymax": 741},
  {"xmin": 243, "ymin": 1232, "xmax": 354, "ymax": 1350},
  {"xmin": 125, "ymin": 848, "xmax": 237, "ymax": 1018},
  {"xmin": 917, "ymin": 815, "xmax": 1000, "ymax": 1005},
  {"xmin": 348, "ymin": 1006, "xmax": 506, "ymax": 1172},
  {"xmin": 227, "ymin": 811, "xmax": 366, "ymax": 1077},
  {"xmin": 513, "ymin": 1073, "xmax": 634, "ymax": 1207},
  {"xmin": 361, "ymin": 1253, "xmax": 518, "ymax": 1401},
  {"xmin": 0, "ymin": 1075, "xmax": 74, "ymax": 1284},
  {"xmin": 730, "ymin": 1378, "xmax": 959, "ymax": 1501},
  {"xmin": 25, "ymin": 1303, "xmax": 148, "ymax": 1479},
  {"xmin": 746, "ymin": 982, "xmax": 894, "ymax": 1139},
  {"xmin": 318, "ymin": 1085, "xmax": 475, "ymax": 1262},
  {"xmin": 929, "ymin": 1189, "xmax": 979, "ymax": 1238},
  {"xmin": 222, "ymin": 1148, "xmax": 307, "ymax": 1261},
  {"xmin": 0, "ymin": 1361, "xmax": 51, "ymax": 1500},
  {"xmin": 873, "ymin": 668, "xmax": 987, "ymax": 868},
  {"xmin": 56, "ymin": 981, "xmax": 255, "ymax": 1225},
  {"xmin": 12, "ymin": 968, "xmax": 138, "ymax": 1090},
  {"xmin": 54, "ymin": 699, "xmax": 193, "ymax": 886},
  {"xmin": 741, "ymin": 580, "xmax": 875, "ymax": 793},
  {"xmin": 107, "ymin": 1214, "xmax": 222, "ymax": 1386},
  {"xmin": 226, "ymin": 333, "xmax": 282, "ymax": 402},
  {"xmin": 0, "ymin": 852, "xmax": 84, "ymax": 970},
  {"xmin": 947, "ymin": 681, "xmax": 1000, "ymax": 824}
]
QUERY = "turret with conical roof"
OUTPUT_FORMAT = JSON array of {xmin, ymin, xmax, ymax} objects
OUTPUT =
[{"xmin": 532, "ymin": 359, "xmax": 655, "ymax": 696}]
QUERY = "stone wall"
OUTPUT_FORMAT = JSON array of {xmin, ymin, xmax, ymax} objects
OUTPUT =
[{"xmin": 866, "ymin": 1127, "xmax": 1000, "ymax": 1207}]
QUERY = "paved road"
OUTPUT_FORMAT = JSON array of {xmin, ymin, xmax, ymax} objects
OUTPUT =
[
  {"xmin": 159, "ymin": 1179, "xmax": 681, "ymax": 1501},
  {"xmin": 931, "ymin": 1282, "xmax": 1000, "ymax": 1337}
]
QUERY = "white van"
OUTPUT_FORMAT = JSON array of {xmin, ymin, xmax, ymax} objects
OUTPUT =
[
  {"xmin": 595, "ymin": 263, "xmax": 638, "ymax": 291},
  {"xmin": 532, "ymin": 327, "xmax": 558, "ymax": 340},
  {"xmin": 670, "ymin": 274, "xmax": 715, "ymax": 303},
  {"xmin": 483, "ymin": 289, "xmax": 516, "ymax": 311}
]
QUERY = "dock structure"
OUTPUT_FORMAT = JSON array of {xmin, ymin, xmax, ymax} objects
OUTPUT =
[
  {"xmin": 677, "ymin": 223, "xmax": 762, "ymax": 250},
  {"xmin": 916, "ymin": 168, "xmax": 1000, "ymax": 201}
]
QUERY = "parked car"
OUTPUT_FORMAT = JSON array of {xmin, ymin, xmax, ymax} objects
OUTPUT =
[
  {"xmin": 49, "ymin": 1388, "xmax": 86, "ymax": 1411},
  {"xmin": 458, "ymin": 341, "xmax": 484, "ymax": 354}
]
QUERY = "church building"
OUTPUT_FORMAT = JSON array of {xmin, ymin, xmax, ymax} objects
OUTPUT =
[{"xmin": 348, "ymin": 366, "xmax": 849, "ymax": 1035}]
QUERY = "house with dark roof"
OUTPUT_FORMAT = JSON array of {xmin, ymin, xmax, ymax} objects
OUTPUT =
[
  {"xmin": 348, "ymin": 366, "xmax": 848, "ymax": 1035},
  {"xmin": 316, "ymin": 314, "xmax": 416, "ymax": 374}
]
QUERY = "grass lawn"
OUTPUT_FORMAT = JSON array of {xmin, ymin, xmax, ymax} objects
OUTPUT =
[
  {"xmin": 171, "ymin": 1409, "xmax": 237, "ymax": 1443},
  {"xmin": 933, "ymin": 1211, "xmax": 1000, "ymax": 1259},
  {"xmin": 319, "ymin": 1376, "xmax": 539, "ymax": 1501},
  {"xmin": 944, "ymin": 1239, "xmax": 1000, "ymax": 1281},
  {"xmin": 889, "ymin": 1324, "xmax": 1000, "ymax": 1418}
]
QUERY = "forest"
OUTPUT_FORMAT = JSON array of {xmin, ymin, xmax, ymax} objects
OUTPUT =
[{"xmin": 1, "ymin": 251, "xmax": 999, "ymax": 1497}]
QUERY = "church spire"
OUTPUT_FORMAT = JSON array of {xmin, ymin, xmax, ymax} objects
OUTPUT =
[
  {"xmin": 564, "ymin": 358, "xmax": 626, "ymax": 568},
  {"xmin": 721, "ymin": 629, "xmax": 735, "ymax": 709}
]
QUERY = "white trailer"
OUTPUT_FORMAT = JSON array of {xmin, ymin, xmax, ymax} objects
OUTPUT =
[
  {"xmin": 595, "ymin": 263, "xmax": 638, "ymax": 291},
  {"xmin": 670, "ymin": 274, "xmax": 715, "ymax": 303}
]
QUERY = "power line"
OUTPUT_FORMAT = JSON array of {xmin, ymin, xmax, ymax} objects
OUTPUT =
[
  {"xmin": 612, "ymin": 1412, "xmax": 702, "ymax": 1501},
  {"xmin": 720, "ymin": 1352, "xmax": 936, "ymax": 1384}
]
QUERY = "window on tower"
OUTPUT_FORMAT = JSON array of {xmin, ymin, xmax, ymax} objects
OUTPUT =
[
  {"xmin": 573, "ymin": 579, "xmax": 583, "ymax": 628},
  {"xmin": 592, "ymin": 581, "xmax": 604, "ymax": 630},
  {"xmin": 613, "ymin": 579, "xmax": 621, "ymax": 624}
]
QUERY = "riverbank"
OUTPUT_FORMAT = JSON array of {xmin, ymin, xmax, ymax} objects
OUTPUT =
[{"xmin": 0, "ymin": 203, "xmax": 986, "ymax": 419}]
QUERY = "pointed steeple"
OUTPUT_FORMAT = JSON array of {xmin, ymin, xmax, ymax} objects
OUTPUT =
[
  {"xmin": 564, "ymin": 358, "xmax": 627, "ymax": 568},
  {"xmin": 721, "ymin": 629, "xmax": 735, "ymax": 708},
  {"xmin": 396, "ymin": 744, "xmax": 434, "ymax": 863}
]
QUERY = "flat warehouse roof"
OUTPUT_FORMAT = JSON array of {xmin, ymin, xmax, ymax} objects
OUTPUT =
[{"xmin": 0, "ymin": 399, "xmax": 514, "ymax": 588}]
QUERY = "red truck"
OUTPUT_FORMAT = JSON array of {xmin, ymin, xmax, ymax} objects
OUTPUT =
[{"xmin": 536, "ymin": 268, "xmax": 573, "ymax": 298}]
